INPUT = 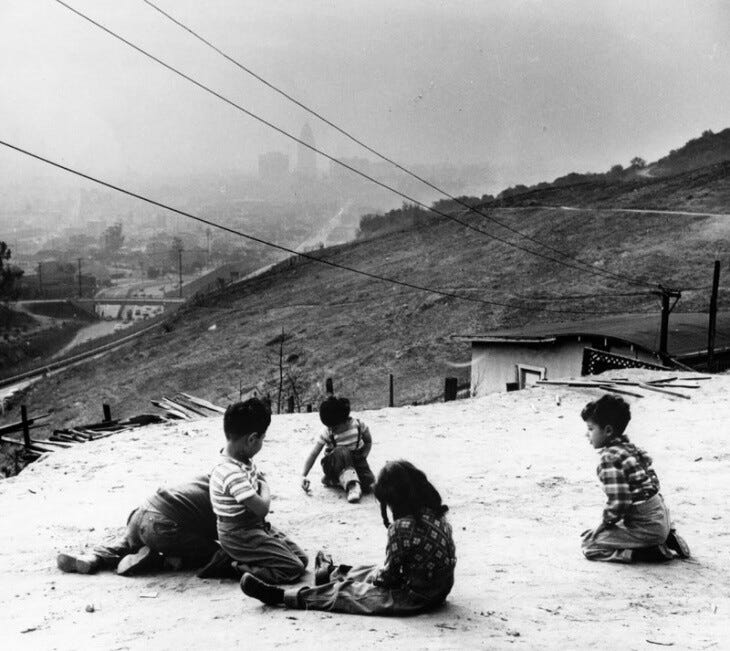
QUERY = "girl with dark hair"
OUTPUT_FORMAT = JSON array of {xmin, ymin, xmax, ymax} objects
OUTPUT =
[
  {"xmin": 300, "ymin": 395, "xmax": 374, "ymax": 503},
  {"xmin": 242, "ymin": 460, "xmax": 456, "ymax": 615}
]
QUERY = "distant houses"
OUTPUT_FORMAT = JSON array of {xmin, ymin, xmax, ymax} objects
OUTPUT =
[{"xmin": 456, "ymin": 312, "xmax": 730, "ymax": 397}]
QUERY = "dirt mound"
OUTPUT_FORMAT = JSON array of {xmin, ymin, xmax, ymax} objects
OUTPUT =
[{"xmin": 1, "ymin": 372, "xmax": 728, "ymax": 649}]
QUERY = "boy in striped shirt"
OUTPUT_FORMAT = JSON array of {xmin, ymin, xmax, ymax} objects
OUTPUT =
[
  {"xmin": 210, "ymin": 398, "xmax": 308, "ymax": 584},
  {"xmin": 301, "ymin": 395, "xmax": 374, "ymax": 503}
]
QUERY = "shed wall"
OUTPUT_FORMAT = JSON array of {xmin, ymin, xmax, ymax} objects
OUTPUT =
[{"xmin": 470, "ymin": 338, "xmax": 659, "ymax": 397}]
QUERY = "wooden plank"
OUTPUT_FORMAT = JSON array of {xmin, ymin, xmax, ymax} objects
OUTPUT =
[
  {"xmin": 29, "ymin": 443, "xmax": 58, "ymax": 454},
  {"xmin": 150, "ymin": 400, "xmax": 190, "ymax": 420},
  {"xmin": 160, "ymin": 397, "xmax": 199, "ymax": 419},
  {"xmin": 179, "ymin": 392, "xmax": 226, "ymax": 414},
  {"xmin": 0, "ymin": 414, "xmax": 47, "ymax": 436},
  {"xmin": 596, "ymin": 384, "xmax": 645, "ymax": 398},
  {"xmin": 30, "ymin": 438, "xmax": 71, "ymax": 449},
  {"xmin": 169, "ymin": 394, "xmax": 210, "ymax": 416},
  {"xmin": 610, "ymin": 380, "xmax": 691, "ymax": 399}
]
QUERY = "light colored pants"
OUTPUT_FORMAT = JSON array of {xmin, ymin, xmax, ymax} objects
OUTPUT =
[
  {"xmin": 582, "ymin": 494, "xmax": 671, "ymax": 563},
  {"xmin": 94, "ymin": 507, "xmax": 218, "ymax": 569},
  {"xmin": 217, "ymin": 521, "xmax": 308, "ymax": 584},
  {"xmin": 284, "ymin": 564, "xmax": 454, "ymax": 616}
]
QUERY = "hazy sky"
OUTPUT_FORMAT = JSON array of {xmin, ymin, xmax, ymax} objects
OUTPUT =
[{"xmin": 1, "ymin": 0, "xmax": 728, "ymax": 192}]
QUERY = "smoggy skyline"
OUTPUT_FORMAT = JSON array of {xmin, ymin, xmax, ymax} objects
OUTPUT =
[{"xmin": 1, "ymin": 0, "xmax": 728, "ymax": 196}]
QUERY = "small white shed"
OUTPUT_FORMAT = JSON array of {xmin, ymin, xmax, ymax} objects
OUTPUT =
[{"xmin": 456, "ymin": 312, "xmax": 729, "ymax": 397}]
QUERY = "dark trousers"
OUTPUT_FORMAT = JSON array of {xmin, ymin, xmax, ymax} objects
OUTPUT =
[
  {"xmin": 321, "ymin": 447, "xmax": 375, "ymax": 490},
  {"xmin": 283, "ymin": 564, "xmax": 454, "ymax": 616},
  {"xmin": 93, "ymin": 507, "xmax": 218, "ymax": 570}
]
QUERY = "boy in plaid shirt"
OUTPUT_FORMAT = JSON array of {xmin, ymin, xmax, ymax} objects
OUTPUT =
[{"xmin": 581, "ymin": 394, "xmax": 690, "ymax": 563}]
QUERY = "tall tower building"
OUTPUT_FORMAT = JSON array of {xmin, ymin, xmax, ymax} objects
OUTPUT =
[{"xmin": 297, "ymin": 123, "xmax": 317, "ymax": 179}]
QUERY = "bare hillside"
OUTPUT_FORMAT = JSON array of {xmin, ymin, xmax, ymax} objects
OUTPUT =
[{"xmin": 7, "ymin": 187, "xmax": 729, "ymax": 428}]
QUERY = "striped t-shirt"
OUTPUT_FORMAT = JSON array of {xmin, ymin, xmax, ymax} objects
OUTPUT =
[
  {"xmin": 319, "ymin": 417, "xmax": 368, "ymax": 453},
  {"xmin": 209, "ymin": 453, "xmax": 259, "ymax": 520}
]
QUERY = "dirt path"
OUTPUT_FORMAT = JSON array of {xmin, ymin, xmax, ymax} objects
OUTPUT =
[{"xmin": 0, "ymin": 371, "xmax": 728, "ymax": 649}]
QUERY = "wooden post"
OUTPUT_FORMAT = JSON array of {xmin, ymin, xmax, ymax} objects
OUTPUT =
[
  {"xmin": 325, "ymin": 377, "xmax": 334, "ymax": 395},
  {"xmin": 21, "ymin": 405, "xmax": 31, "ymax": 449},
  {"xmin": 77, "ymin": 257, "xmax": 83, "ymax": 298},
  {"xmin": 102, "ymin": 403, "xmax": 112, "ymax": 422},
  {"xmin": 656, "ymin": 286, "xmax": 681, "ymax": 362},
  {"xmin": 287, "ymin": 396, "xmax": 295, "ymax": 413},
  {"xmin": 306, "ymin": 404, "xmax": 312, "ymax": 413},
  {"xmin": 389, "ymin": 374, "xmax": 394, "ymax": 407},
  {"xmin": 444, "ymin": 377, "xmax": 458, "ymax": 402},
  {"xmin": 177, "ymin": 246, "xmax": 183, "ymax": 298},
  {"xmin": 707, "ymin": 260, "xmax": 721, "ymax": 372},
  {"xmin": 659, "ymin": 290, "xmax": 670, "ymax": 358}
]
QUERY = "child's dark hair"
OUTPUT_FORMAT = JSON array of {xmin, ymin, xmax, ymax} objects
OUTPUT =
[
  {"xmin": 319, "ymin": 395, "xmax": 351, "ymax": 428},
  {"xmin": 223, "ymin": 398, "xmax": 271, "ymax": 440},
  {"xmin": 581, "ymin": 394, "xmax": 631, "ymax": 436},
  {"xmin": 373, "ymin": 460, "xmax": 448, "ymax": 527}
]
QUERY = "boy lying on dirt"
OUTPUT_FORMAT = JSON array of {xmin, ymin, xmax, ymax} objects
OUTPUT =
[{"xmin": 57, "ymin": 474, "xmax": 237, "ymax": 578}]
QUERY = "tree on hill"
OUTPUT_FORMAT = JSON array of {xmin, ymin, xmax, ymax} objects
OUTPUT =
[
  {"xmin": 630, "ymin": 157, "xmax": 647, "ymax": 169},
  {"xmin": 0, "ymin": 241, "xmax": 24, "ymax": 301}
]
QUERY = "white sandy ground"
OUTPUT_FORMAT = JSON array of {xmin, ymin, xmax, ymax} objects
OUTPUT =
[{"xmin": 0, "ymin": 370, "xmax": 728, "ymax": 651}]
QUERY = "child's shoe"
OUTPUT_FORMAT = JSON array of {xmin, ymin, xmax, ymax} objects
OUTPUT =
[
  {"xmin": 633, "ymin": 544, "xmax": 674, "ymax": 563},
  {"xmin": 116, "ymin": 546, "xmax": 162, "ymax": 576},
  {"xmin": 346, "ymin": 481, "xmax": 362, "ymax": 503},
  {"xmin": 240, "ymin": 573, "xmax": 284, "ymax": 606},
  {"xmin": 666, "ymin": 529, "xmax": 691, "ymax": 559},
  {"xmin": 57, "ymin": 552, "xmax": 101, "ymax": 574}
]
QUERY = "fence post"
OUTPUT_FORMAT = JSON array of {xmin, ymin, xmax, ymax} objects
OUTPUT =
[
  {"xmin": 102, "ymin": 403, "xmax": 112, "ymax": 422},
  {"xmin": 325, "ymin": 378, "xmax": 334, "ymax": 395},
  {"xmin": 444, "ymin": 377, "xmax": 458, "ymax": 402},
  {"xmin": 287, "ymin": 396, "xmax": 295, "ymax": 413},
  {"xmin": 306, "ymin": 404, "xmax": 313, "ymax": 413},
  {"xmin": 21, "ymin": 405, "xmax": 31, "ymax": 449},
  {"xmin": 389, "ymin": 374, "xmax": 394, "ymax": 407}
]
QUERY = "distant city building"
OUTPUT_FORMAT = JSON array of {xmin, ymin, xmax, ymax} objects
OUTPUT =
[
  {"xmin": 297, "ymin": 123, "xmax": 317, "ymax": 178},
  {"xmin": 258, "ymin": 151, "xmax": 290, "ymax": 184}
]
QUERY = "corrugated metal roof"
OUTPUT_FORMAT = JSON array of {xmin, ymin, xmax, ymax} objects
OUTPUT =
[{"xmin": 456, "ymin": 312, "xmax": 730, "ymax": 357}]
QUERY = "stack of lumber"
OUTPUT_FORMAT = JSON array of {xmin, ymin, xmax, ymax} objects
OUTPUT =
[
  {"xmin": 536, "ymin": 375, "xmax": 711, "ymax": 400},
  {"xmin": 0, "ymin": 393, "xmax": 224, "ymax": 458},
  {"xmin": 150, "ymin": 393, "xmax": 226, "ymax": 420}
]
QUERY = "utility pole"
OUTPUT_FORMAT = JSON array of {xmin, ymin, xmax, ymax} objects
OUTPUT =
[
  {"xmin": 77, "ymin": 257, "xmax": 83, "ymax": 298},
  {"xmin": 177, "ymin": 246, "xmax": 183, "ymax": 298},
  {"xmin": 206, "ymin": 227, "xmax": 212, "ymax": 268},
  {"xmin": 37, "ymin": 262, "xmax": 43, "ymax": 298},
  {"xmin": 653, "ymin": 285, "xmax": 682, "ymax": 362},
  {"xmin": 707, "ymin": 260, "xmax": 721, "ymax": 372}
]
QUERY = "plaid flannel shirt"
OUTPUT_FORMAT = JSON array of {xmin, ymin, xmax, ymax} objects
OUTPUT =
[
  {"xmin": 376, "ymin": 509, "xmax": 456, "ymax": 588},
  {"xmin": 597, "ymin": 437, "xmax": 660, "ymax": 525}
]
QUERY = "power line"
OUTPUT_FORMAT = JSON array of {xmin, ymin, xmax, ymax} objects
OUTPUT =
[
  {"xmin": 53, "ymin": 0, "xmax": 658, "ymax": 291},
  {"xmin": 0, "ymin": 138, "xmax": 622, "ymax": 316},
  {"xmin": 140, "ymin": 0, "xmax": 659, "ymax": 291}
]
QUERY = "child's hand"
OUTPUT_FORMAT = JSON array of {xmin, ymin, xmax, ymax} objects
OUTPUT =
[{"xmin": 301, "ymin": 476, "xmax": 311, "ymax": 494}]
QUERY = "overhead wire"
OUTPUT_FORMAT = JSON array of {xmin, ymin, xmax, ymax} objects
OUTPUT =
[
  {"xmin": 140, "ymin": 0, "xmax": 662, "ymax": 291},
  {"xmin": 0, "ymin": 139, "xmax": 623, "ymax": 316},
  {"xmin": 53, "ymin": 0, "xmax": 659, "ymax": 291}
]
